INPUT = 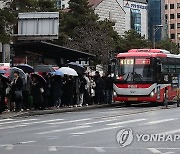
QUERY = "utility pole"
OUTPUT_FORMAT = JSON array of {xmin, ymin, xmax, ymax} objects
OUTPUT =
[{"xmin": 153, "ymin": 25, "xmax": 163, "ymax": 49}]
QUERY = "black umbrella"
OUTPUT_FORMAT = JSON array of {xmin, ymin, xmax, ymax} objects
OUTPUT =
[
  {"xmin": 67, "ymin": 62, "xmax": 85, "ymax": 75},
  {"xmin": 0, "ymin": 74, "xmax": 10, "ymax": 82},
  {"xmin": 31, "ymin": 73, "xmax": 47, "ymax": 85},
  {"xmin": 17, "ymin": 64, "xmax": 34, "ymax": 73},
  {"xmin": 34, "ymin": 65, "xmax": 55, "ymax": 73},
  {"xmin": 9, "ymin": 67, "xmax": 27, "ymax": 84}
]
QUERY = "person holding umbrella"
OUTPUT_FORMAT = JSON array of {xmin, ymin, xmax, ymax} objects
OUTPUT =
[
  {"xmin": 22, "ymin": 73, "xmax": 32, "ymax": 110},
  {"xmin": 94, "ymin": 71, "xmax": 105, "ymax": 105},
  {"xmin": 11, "ymin": 71, "xmax": 23, "ymax": 112},
  {"xmin": 63, "ymin": 75, "xmax": 74, "ymax": 108},
  {"xmin": 51, "ymin": 75, "xmax": 63, "ymax": 108},
  {"xmin": 31, "ymin": 75, "xmax": 44, "ymax": 110},
  {"xmin": 0, "ymin": 75, "xmax": 9, "ymax": 114}
]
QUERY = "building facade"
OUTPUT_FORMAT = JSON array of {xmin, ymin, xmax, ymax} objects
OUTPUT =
[
  {"xmin": 165, "ymin": 0, "xmax": 180, "ymax": 44},
  {"xmin": 123, "ymin": 0, "xmax": 148, "ymax": 39},
  {"xmin": 148, "ymin": 0, "xmax": 166, "ymax": 42},
  {"xmin": 57, "ymin": 0, "xmax": 69, "ymax": 9},
  {"xmin": 58, "ymin": 0, "xmax": 149, "ymax": 37},
  {"xmin": 89, "ymin": 0, "xmax": 125, "ymax": 36}
]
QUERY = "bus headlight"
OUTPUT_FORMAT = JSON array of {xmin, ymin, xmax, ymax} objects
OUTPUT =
[
  {"xmin": 150, "ymin": 90, "xmax": 155, "ymax": 97},
  {"xmin": 113, "ymin": 91, "xmax": 117, "ymax": 97}
]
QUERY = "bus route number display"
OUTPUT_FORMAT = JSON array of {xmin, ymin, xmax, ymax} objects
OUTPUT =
[{"xmin": 120, "ymin": 59, "xmax": 134, "ymax": 65}]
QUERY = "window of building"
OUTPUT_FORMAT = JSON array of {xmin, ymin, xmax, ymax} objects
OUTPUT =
[
  {"xmin": 170, "ymin": 4, "xmax": 174, "ymax": 9},
  {"xmin": 177, "ymin": 13, "xmax": 180, "ymax": 18},
  {"xmin": 170, "ymin": 14, "xmax": 175, "ymax": 19},
  {"xmin": 165, "ymin": 14, "xmax": 168, "ymax": 19},
  {"xmin": 177, "ymin": 23, "xmax": 180, "ymax": 28},
  {"xmin": 170, "ymin": 24, "xmax": 175, "ymax": 29},
  {"xmin": 56, "ymin": 0, "xmax": 61, "ymax": 8},
  {"xmin": 171, "ymin": 34, "xmax": 175, "ymax": 39},
  {"xmin": 62, "ymin": 4, "xmax": 65, "ymax": 9},
  {"xmin": 177, "ymin": 33, "xmax": 180, "ymax": 38},
  {"xmin": 131, "ymin": 9, "xmax": 141, "ymax": 34},
  {"xmin": 177, "ymin": 3, "xmax": 180, "ymax": 8},
  {"xmin": 165, "ymin": 4, "xmax": 168, "ymax": 10}
]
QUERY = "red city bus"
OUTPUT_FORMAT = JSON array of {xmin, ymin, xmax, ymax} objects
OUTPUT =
[{"xmin": 113, "ymin": 49, "xmax": 180, "ymax": 106}]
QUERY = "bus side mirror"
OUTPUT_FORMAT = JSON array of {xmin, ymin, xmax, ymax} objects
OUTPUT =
[{"xmin": 157, "ymin": 64, "xmax": 162, "ymax": 73}]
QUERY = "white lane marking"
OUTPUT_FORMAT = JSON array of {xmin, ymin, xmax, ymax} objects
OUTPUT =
[
  {"xmin": 48, "ymin": 118, "xmax": 92, "ymax": 125},
  {"xmin": 71, "ymin": 135, "xmax": 81, "ymax": 137},
  {"xmin": 141, "ymin": 118, "xmax": 178, "ymax": 126},
  {"xmin": 5, "ymin": 144, "xmax": 14, "ymax": 151},
  {"xmin": 106, "ymin": 119, "xmax": 146, "ymax": 126},
  {"xmin": 71, "ymin": 125, "xmax": 123, "ymax": 135},
  {"xmin": 22, "ymin": 119, "xmax": 64, "ymax": 125},
  {"xmin": 77, "ymin": 118, "xmax": 118, "ymax": 126},
  {"xmin": 0, "ymin": 145, "xmax": 8, "ymax": 147},
  {"xmin": 148, "ymin": 148, "xmax": 174, "ymax": 154},
  {"xmin": 108, "ymin": 109, "xmax": 116, "ymax": 111},
  {"xmin": 6, "ymin": 125, "xmax": 57, "ymax": 134},
  {"xmin": 0, "ymin": 124, "xmax": 28, "ymax": 130},
  {"xmin": 0, "ymin": 119, "xmax": 13, "ymax": 122},
  {"xmin": 159, "ymin": 129, "xmax": 180, "ymax": 135},
  {"xmin": 148, "ymin": 148, "xmax": 161, "ymax": 153},
  {"xmin": 36, "ymin": 125, "xmax": 91, "ymax": 135},
  {"xmin": 94, "ymin": 147, "xmax": 106, "ymax": 153},
  {"xmin": 18, "ymin": 141, "xmax": 37, "ymax": 144},
  {"xmin": 48, "ymin": 146, "xmax": 57, "ymax": 152},
  {"xmin": 0, "ymin": 119, "xmax": 38, "ymax": 125}
]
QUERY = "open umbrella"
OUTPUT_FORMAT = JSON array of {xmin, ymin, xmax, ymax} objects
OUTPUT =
[
  {"xmin": 31, "ymin": 73, "xmax": 47, "ymax": 85},
  {"xmin": 58, "ymin": 67, "xmax": 78, "ymax": 76},
  {"xmin": 9, "ymin": 67, "xmax": 27, "ymax": 84},
  {"xmin": 34, "ymin": 65, "xmax": 55, "ymax": 73},
  {"xmin": 67, "ymin": 62, "xmax": 85, "ymax": 75},
  {"xmin": 51, "ymin": 70, "xmax": 64, "ymax": 76},
  {"xmin": 16, "ymin": 64, "xmax": 34, "ymax": 73}
]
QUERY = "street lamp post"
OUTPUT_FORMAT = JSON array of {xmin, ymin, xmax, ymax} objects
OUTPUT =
[{"xmin": 153, "ymin": 25, "xmax": 163, "ymax": 49}]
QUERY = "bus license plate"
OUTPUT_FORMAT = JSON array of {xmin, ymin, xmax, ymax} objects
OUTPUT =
[{"xmin": 128, "ymin": 98, "xmax": 137, "ymax": 101}]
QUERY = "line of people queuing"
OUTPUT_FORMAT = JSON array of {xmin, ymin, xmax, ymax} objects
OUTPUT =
[{"xmin": 0, "ymin": 71, "xmax": 114, "ymax": 114}]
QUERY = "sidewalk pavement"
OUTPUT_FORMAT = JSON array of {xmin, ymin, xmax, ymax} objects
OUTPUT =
[{"xmin": 0, "ymin": 104, "xmax": 115, "ymax": 119}]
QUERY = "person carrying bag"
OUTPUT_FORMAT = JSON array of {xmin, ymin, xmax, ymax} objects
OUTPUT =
[{"xmin": 11, "ymin": 71, "xmax": 23, "ymax": 112}]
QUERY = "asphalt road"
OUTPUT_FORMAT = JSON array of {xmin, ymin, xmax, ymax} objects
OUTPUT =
[{"xmin": 0, "ymin": 103, "xmax": 180, "ymax": 154}]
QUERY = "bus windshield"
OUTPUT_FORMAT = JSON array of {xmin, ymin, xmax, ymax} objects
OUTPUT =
[{"xmin": 116, "ymin": 58, "xmax": 154, "ymax": 82}]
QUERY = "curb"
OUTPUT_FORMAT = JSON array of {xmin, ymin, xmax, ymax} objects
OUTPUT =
[{"xmin": 0, "ymin": 104, "xmax": 116, "ymax": 119}]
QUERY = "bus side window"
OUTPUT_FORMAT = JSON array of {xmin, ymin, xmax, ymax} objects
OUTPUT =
[
  {"xmin": 176, "ymin": 65, "xmax": 180, "ymax": 73},
  {"xmin": 169, "ymin": 65, "xmax": 176, "ymax": 73},
  {"xmin": 162, "ymin": 64, "xmax": 168, "ymax": 73}
]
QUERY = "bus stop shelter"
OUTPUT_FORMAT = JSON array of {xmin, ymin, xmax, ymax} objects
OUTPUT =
[{"xmin": 11, "ymin": 41, "xmax": 95, "ymax": 66}]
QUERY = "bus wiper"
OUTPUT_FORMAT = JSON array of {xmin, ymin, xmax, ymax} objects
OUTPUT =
[{"xmin": 125, "ymin": 72, "xmax": 132, "ymax": 81}]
